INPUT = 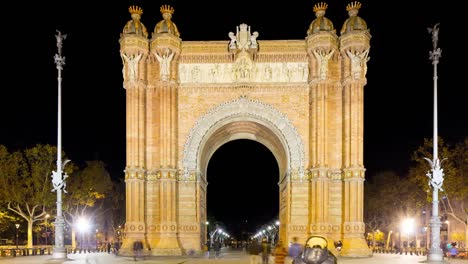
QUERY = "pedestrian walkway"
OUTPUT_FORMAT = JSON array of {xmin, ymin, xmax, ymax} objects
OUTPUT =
[{"xmin": 0, "ymin": 249, "xmax": 466, "ymax": 264}]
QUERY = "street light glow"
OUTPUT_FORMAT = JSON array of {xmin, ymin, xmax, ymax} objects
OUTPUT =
[
  {"xmin": 77, "ymin": 218, "xmax": 90, "ymax": 233},
  {"xmin": 401, "ymin": 218, "xmax": 415, "ymax": 234}
]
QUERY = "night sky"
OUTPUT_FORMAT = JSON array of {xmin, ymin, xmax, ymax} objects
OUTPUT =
[{"xmin": 2, "ymin": 1, "xmax": 466, "ymax": 237}]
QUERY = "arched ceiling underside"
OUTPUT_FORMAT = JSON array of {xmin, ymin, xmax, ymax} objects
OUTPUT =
[{"xmin": 199, "ymin": 120, "xmax": 287, "ymax": 179}]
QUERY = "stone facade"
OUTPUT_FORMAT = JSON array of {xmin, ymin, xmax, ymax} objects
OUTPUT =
[{"xmin": 119, "ymin": 2, "xmax": 372, "ymax": 257}]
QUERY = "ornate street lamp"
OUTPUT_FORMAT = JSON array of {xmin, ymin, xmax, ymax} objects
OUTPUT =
[
  {"xmin": 425, "ymin": 23, "xmax": 445, "ymax": 263},
  {"xmin": 51, "ymin": 30, "xmax": 70, "ymax": 259},
  {"xmin": 15, "ymin": 224, "xmax": 20, "ymax": 249}
]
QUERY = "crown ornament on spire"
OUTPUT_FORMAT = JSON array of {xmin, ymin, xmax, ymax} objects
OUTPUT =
[
  {"xmin": 160, "ymin": 5, "xmax": 174, "ymax": 15},
  {"xmin": 129, "ymin": 5, "xmax": 143, "ymax": 15},
  {"xmin": 313, "ymin": 2, "xmax": 328, "ymax": 13},
  {"xmin": 346, "ymin": 1, "xmax": 362, "ymax": 11}
]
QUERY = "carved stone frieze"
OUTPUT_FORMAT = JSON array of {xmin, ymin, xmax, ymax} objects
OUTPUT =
[
  {"xmin": 178, "ymin": 61, "xmax": 308, "ymax": 84},
  {"xmin": 343, "ymin": 222, "xmax": 365, "ymax": 234}
]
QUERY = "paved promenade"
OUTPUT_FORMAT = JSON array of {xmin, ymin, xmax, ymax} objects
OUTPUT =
[{"xmin": 0, "ymin": 249, "xmax": 467, "ymax": 264}]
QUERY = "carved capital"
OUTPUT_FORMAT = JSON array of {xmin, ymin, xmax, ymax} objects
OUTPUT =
[{"xmin": 125, "ymin": 167, "xmax": 146, "ymax": 179}]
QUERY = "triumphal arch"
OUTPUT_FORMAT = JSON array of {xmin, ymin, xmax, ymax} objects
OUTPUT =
[{"xmin": 119, "ymin": 1, "xmax": 372, "ymax": 257}]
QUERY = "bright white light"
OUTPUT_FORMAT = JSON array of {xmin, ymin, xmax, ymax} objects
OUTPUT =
[
  {"xmin": 77, "ymin": 217, "xmax": 90, "ymax": 233},
  {"xmin": 401, "ymin": 218, "xmax": 415, "ymax": 234},
  {"xmin": 275, "ymin": 220, "xmax": 280, "ymax": 226}
]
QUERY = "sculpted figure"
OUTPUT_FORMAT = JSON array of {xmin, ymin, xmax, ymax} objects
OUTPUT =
[
  {"xmin": 228, "ymin": 32, "xmax": 237, "ymax": 49},
  {"xmin": 346, "ymin": 49, "xmax": 369, "ymax": 79},
  {"xmin": 155, "ymin": 49, "xmax": 175, "ymax": 80},
  {"xmin": 250, "ymin": 31, "xmax": 259, "ymax": 49},
  {"xmin": 121, "ymin": 53, "xmax": 142, "ymax": 82},
  {"xmin": 313, "ymin": 49, "xmax": 335, "ymax": 80}
]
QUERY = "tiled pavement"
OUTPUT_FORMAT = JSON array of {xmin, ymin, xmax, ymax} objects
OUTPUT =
[{"xmin": 0, "ymin": 249, "xmax": 466, "ymax": 264}]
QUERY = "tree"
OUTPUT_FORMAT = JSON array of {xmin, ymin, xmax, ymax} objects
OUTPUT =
[
  {"xmin": 63, "ymin": 160, "xmax": 113, "ymax": 248},
  {"xmin": 364, "ymin": 171, "xmax": 426, "ymax": 249},
  {"xmin": 0, "ymin": 146, "xmax": 19, "ymax": 233},
  {"xmin": 408, "ymin": 137, "xmax": 467, "ymax": 248},
  {"xmin": 103, "ymin": 178, "xmax": 125, "ymax": 244},
  {"xmin": 0, "ymin": 144, "xmax": 73, "ymax": 248}
]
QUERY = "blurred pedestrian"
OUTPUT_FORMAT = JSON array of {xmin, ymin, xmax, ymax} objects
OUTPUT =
[
  {"xmin": 272, "ymin": 240, "xmax": 288, "ymax": 264},
  {"xmin": 204, "ymin": 240, "xmax": 211, "ymax": 258},
  {"xmin": 449, "ymin": 242, "xmax": 458, "ymax": 258},
  {"xmin": 133, "ymin": 240, "xmax": 143, "ymax": 261},
  {"xmin": 213, "ymin": 239, "xmax": 221, "ymax": 258},
  {"xmin": 261, "ymin": 238, "xmax": 271, "ymax": 264},
  {"xmin": 249, "ymin": 238, "xmax": 262, "ymax": 264},
  {"xmin": 288, "ymin": 237, "xmax": 302, "ymax": 259},
  {"xmin": 114, "ymin": 241, "xmax": 120, "ymax": 256}
]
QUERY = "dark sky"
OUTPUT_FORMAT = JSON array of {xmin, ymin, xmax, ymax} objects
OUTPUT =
[{"xmin": 2, "ymin": 1, "xmax": 466, "ymax": 237}]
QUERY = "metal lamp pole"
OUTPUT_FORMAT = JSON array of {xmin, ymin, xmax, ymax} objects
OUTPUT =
[
  {"xmin": 15, "ymin": 224, "xmax": 19, "ymax": 249},
  {"xmin": 45, "ymin": 214, "xmax": 50, "ymax": 246},
  {"xmin": 51, "ymin": 30, "xmax": 70, "ymax": 259},
  {"xmin": 426, "ymin": 23, "xmax": 445, "ymax": 263}
]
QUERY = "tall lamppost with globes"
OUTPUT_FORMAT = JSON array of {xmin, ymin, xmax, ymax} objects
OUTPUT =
[
  {"xmin": 51, "ymin": 30, "xmax": 71, "ymax": 259},
  {"xmin": 425, "ymin": 23, "xmax": 445, "ymax": 263}
]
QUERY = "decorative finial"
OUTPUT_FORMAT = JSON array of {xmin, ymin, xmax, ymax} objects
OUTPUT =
[
  {"xmin": 427, "ymin": 23, "xmax": 440, "ymax": 51},
  {"xmin": 313, "ymin": 2, "xmax": 328, "ymax": 13},
  {"xmin": 129, "ymin": 5, "xmax": 143, "ymax": 16},
  {"xmin": 428, "ymin": 23, "xmax": 442, "ymax": 64},
  {"xmin": 346, "ymin": 1, "xmax": 362, "ymax": 12},
  {"xmin": 160, "ymin": 5, "xmax": 174, "ymax": 15}
]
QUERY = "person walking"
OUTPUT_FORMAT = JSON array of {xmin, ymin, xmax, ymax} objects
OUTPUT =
[
  {"xmin": 213, "ymin": 239, "xmax": 221, "ymax": 259},
  {"xmin": 288, "ymin": 237, "xmax": 302, "ymax": 263},
  {"xmin": 449, "ymin": 242, "xmax": 458, "ymax": 258},
  {"xmin": 204, "ymin": 240, "xmax": 211, "ymax": 258},
  {"xmin": 261, "ymin": 238, "xmax": 271, "ymax": 264},
  {"xmin": 335, "ymin": 240, "xmax": 343, "ymax": 254},
  {"xmin": 114, "ymin": 240, "xmax": 120, "ymax": 256},
  {"xmin": 248, "ymin": 238, "xmax": 262, "ymax": 264},
  {"xmin": 133, "ymin": 240, "xmax": 143, "ymax": 261},
  {"xmin": 272, "ymin": 240, "xmax": 288, "ymax": 264}
]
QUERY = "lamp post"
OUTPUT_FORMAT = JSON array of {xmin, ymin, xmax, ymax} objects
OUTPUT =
[
  {"xmin": 51, "ymin": 30, "xmax": 70, "ymax": 259},
  {"xmin": 426, "ymin": 23, "xmax": 444, "ymax": 263},
  {"xmin": 95, "ymin": 229, "xmax": 99, "ymax": 251},
  {"xmin": 385, "ymin": 230, "xmax": 393, "ymax": 250},
  {"xmin": 45, "ymin": 214, "xmax": 50, "ymax": 246},
  {"xmin": 117, "ymin": 225, "xmax": 121, "ymax": 248},
  {"xmin": 205, "ymin": 221, "xmax": 209, "ymax": 245},
  {"xmin": 445, "ymin": 220, "xmax": 450, "ymax": 243},
  {"xmin": 15, "ymin": 224, "xmax": 20, "ymax": 249}
]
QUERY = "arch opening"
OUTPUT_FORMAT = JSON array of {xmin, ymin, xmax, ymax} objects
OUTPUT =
[{"xmin": 206, "ymin": 139, "xmax": 279, "ymax": 240}]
